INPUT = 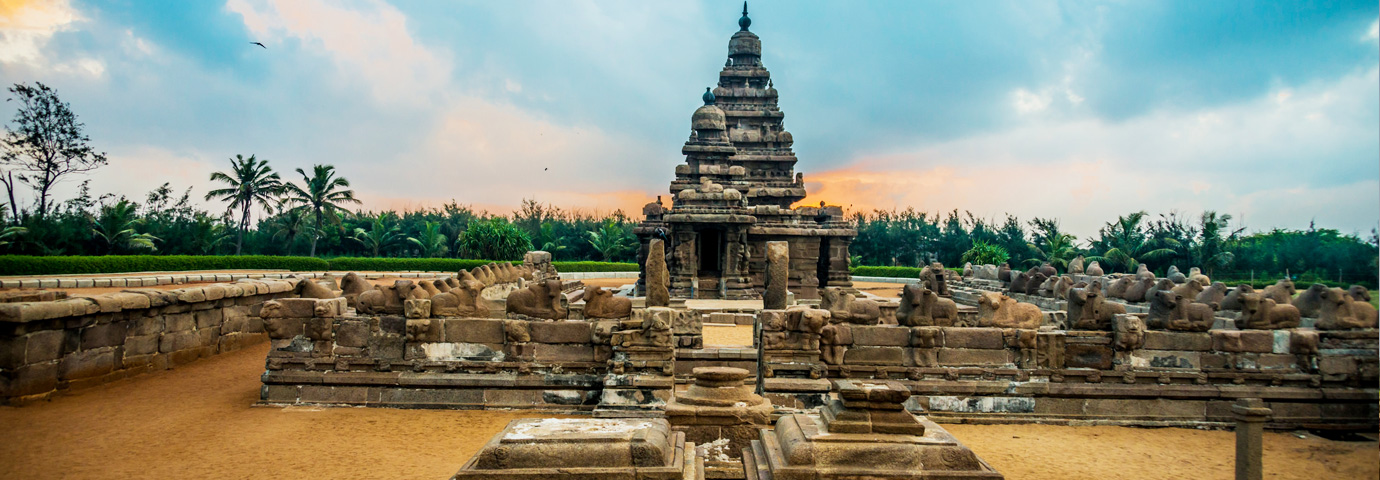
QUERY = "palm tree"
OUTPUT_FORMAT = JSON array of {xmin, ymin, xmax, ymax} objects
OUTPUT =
[
  {"xmin": 0, "ymin": 225, "xmax": 27, "ymax": 248},
  {"xmin": 90, "ymin": 199, "xmax": 158, "ymax": 254},
  {"xmin": 586, "ymin": 219, "xmax": 634, "ymax": 262},
  {"xmin": 271, "ymin": 207, "xmax": 311, "ymax": 255},
  {"xmin": 1195, "ymin": 211, "xmax": 1240, "ymax": 277},
  {"xmin": 282, "ymin": 164, "xmax": 360, "ymax": 257},
  {"xmin": 1028, "ymin": 232, "xmax": 1079, "ymax": 270},
  {"xmin": 534, "ymin": 221, "xmax": 566, "ymax": 256},
  {"xmin": 204, "ymin": 155, "xmax": 283, "ymax": 255},
  {"xmin": 186, "ymin": 214, "xmax": 231, "ymax": 255},
  {"xmin": 407, "ymin": 220, "xmax": 449, "ymax": 258},
  {"xmin": 1087, "ymin": 211, "xmax": 1177, "ymax": 273},
  {"xmin": 350, "ymin": 212, "xmax": 402, "ymax": 257}
]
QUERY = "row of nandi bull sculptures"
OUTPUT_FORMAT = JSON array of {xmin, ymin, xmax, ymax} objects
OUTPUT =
[
  {"xmin": 964, "ymin": 256, "xmax": 1377, "ymax": 331},
  {"xmin": 296, "ymin": 260, "xmax": 634, "ymax": 321}
]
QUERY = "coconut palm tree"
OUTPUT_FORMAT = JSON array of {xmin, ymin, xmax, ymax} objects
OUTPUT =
[
  {"xmin": 0, "ymin": 225, "xmax": 27, "ymax": 248},
  {"xmin": 90, "ymin": 199, "xmax": 158, "ymax": 254},
  {"xmin": 204, "ymin": 155, "xmax": 283, "ymax": 255},
  {"xmin": 281, "ymin": 164, "xmax": 359, "ymax": 257},
  {"xmin": 407, "ymin": 220, "xmax": 449, "ymax": 258},
  {"xmin": 1195, "ymin": 211, "xmax": 1241, "ymax": 277},
  {"xmin": 351, "ymin": 212, "xmax": 402, "ymax": 257},
  {"xmin": 586, "ymin": 219, "xmax": 634, "ymax": 262},
  {"xmin": 1087, "ymin": 211, "xmax": 1178, "ymax": 273},
  {"xmin": 1028, "ymin": 232, "xmax": 1079, "ymax": 270},
  {"xmin": 270, "ymin": 207, "xmax": 311, "ymax": 255}
]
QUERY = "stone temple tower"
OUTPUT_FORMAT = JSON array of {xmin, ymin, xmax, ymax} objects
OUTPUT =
[{"xmin": 637, "ymin": 3, "xmax": 856, "ymax": 300}]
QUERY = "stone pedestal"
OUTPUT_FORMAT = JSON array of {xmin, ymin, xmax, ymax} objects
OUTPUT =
[
  {"xmin": 666, "ymin": 367, "xmax": 774, "ymax": 479},
  {"xmin": 1233, "ymin": 398, "xmax": 1272, "ymax": 480},
  {"xmin": 744, "ymin": 380, "xmax": 1003, "ymax": 479},
  {"xmin": 453, "ymin": 418, "xmax": 704, "ymax": 479}
]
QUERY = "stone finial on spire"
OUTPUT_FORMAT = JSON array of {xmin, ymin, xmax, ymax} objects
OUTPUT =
[
  {"xmin": 702, "ymin": 87, "xmax": 715, "ymax": 105},
  {"xmin": 738, "ymin": 2, "xmax": 751, "ymax": 31}
]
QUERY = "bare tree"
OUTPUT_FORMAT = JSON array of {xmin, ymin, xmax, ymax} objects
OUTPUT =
[{"xmin": 1, "ymin": 82, "xmax": 108, "ymax": 219}]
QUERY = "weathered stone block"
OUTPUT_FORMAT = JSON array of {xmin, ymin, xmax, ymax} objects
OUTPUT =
[
  {"xmin": 164, "ymin": 313, "xmax": 195, "ymax": 332},
  {"xmin": 24, "ymin": 330, "xmax": 64, "ymax": 364},
  {"xmin": 529, "ymin": 321, "xmax": 592, "ymax": 344},
  {"xmin": 1318, "ymin": 356, "xmax": 1358, "ymax": 376},
  {"xmin": 124, "ymin": 334, "xmax": 159, "ymax": 356},
  {"xmin": 263, "ymin": 317, "xmax": 306, "ymax": 340},
  {"xmin": 1064, "ymin": 344, "xmax": 1114, "ymax": 370},
  {"xmin": 1128, "ymin": 350, "xmax": 1201, "ymax": 369},
  {"xmin": 443, "ymin": 319, "xmax": 505, "ymax": 344},
  {"xmin": 942, "ymin": 327, "xmax": 1005, "ymax": 349},
  {"xmin": 0, "ymin": 336, "xmax": 24, "ymax": 369},
  {"xmin": 335, "ymin": 320, "xmax": 369, "ymax": 348},
  {"xmin": 81, "ymin": 322, "xmax": 128, "ymax": 350},
  {"xmin": 58, "ymin": 349, "xmax": 115, "ymax": 381},
  {"xmin": 842, "ymin": 346, "xmax": 905, "ymax": 365},
  {"xmin": 1142, "ymin": 331, "xmax": 1213, "ymax": 351},
  {"xmin": 4, "ymin": 362, "xmax": 58, "ymax": 398},
  {"xmin": 193, "ymin": 309, "xmax": 223, "ymax": 329},
  {"xmin": 937, "ymin": 348, "xmax": 1011, "ymax": 366},
  {"xmin": 128, "ymin": 316, "xmax": 164, "ymax": 336},
  {"xmin": 299, "ymin": 385, "xmax": 367, "ymax": 404},
  {"xmin": 1211, "ymin": 330, "xmax": 1273, "ymax": 353},
  {"xmin": 159, "ymin": 331, "xmax": 200, "ymax": 353},
  {"xmin": 849, "ymin": 326, "xmax": 910, "ymax": 346},
  {"xmin": 533, "ymin": 344, "xmax": 595, "ymax": 362},
  {"xmin": 270, "ymin": 298, "xmax": 319, "ymax": 318}
]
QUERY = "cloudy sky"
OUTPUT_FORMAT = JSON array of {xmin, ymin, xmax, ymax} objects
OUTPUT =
[{"xmin": 1, "ymin": 0, "xmax": 1377, "ymax": 239}]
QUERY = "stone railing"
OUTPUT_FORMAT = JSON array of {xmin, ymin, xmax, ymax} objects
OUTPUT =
[
  {"xmin": 759, "ymin": 313, "xmax": 1378, "ymax": 428},
  {"xmin": 0, "ymin": 279, "xmax": 301, "ymax": 404},
  {"xmin": 259, "ymin": 302, "xmax": 679, "ymax": 415}
]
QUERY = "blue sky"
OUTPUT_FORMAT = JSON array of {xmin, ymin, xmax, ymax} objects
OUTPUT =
[{"xmin": 1, "ymin": 0, "xmax": 1376, "ymax": 239}]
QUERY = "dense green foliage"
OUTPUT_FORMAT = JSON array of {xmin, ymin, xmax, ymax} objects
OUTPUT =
[
  {"xmin": 1, "ymin": 84, "xmax": 1373, "ymax": 287},
  {"xmin": 851, "ymin": 209, "xmax": 1378, "ymax": 289},
  {"xmin": 0, "ymin": 255, "xmax": 329, "ymax": 275}
]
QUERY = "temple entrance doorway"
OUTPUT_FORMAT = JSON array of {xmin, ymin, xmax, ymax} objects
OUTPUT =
[{"xmin": 697, "ymin": 229, "xmax": 724, "ymax": 298}]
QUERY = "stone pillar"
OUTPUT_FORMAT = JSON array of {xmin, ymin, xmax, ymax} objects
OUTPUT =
[
  {"xmin": 1233, "ymin": 398, "xmax": 1272, "ymax": 480},
  {"xmin": 764, "ymin": 241, "xmax": 789, "ymax": 310},
  {"xmin": 647, "ymin": 238, "xmax": 670, "ymax": 307}
]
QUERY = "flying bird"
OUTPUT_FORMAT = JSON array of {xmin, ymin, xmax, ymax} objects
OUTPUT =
[
  {"xmin": 251, "ymin": 42, "xmax": 266, "ymax": 49},
  {"xmin": 544, "ymin": 168, "xmax": 549, "ymax": 171}
]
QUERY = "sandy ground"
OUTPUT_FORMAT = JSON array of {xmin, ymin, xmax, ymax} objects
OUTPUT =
[{"xmin": 0, "ymin": 342, "xmax": 1374, "ymax": 480}]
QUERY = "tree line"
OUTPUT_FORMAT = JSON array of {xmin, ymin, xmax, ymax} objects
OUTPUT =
[
  {"xmin": 850, "ymin": 208, "xmax": 1379, "ymax": 288},
  {"xmin": 2, "ymin": 81, "xmax": 1375, "ymax": 287}
]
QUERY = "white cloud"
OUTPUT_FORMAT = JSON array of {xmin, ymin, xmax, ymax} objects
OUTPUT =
[
  {"xmin": 1012, "ymin": 88, "xmax": 1051, "ymax": 113},
  {"xmin": 1365, "ymin": 19, "xmax": 1378, "ymax": 41},
  {"xmin": 825, "ymin": 66, "xmax": 1380, "ymax": 237},
  {"xmin": 0, "ymin": 0, "xmax": 78, "ymax": 64},
  {"xmin": 226, "ymin": 0, "xmax": 452, "ymax": 106}
]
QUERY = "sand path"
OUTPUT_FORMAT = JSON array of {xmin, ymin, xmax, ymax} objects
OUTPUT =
[{"xmin": 0, "ymin": 342, "xmax": 1374, "ymax": 480}]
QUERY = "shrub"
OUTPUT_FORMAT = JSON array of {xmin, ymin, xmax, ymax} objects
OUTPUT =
[{"xmin": 0, "ymin": 255, "xmax": 329, "ymax": 275}]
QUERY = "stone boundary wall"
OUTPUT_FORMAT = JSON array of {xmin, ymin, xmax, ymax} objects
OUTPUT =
[
  {"xmin": 760, "ymin": 318, "xmax": 1378, "ymax": 429},
  {"xmin": 0, "ymin": 279, "xmax": 304, "ymax": 404},
  {"xmin": 0, "ymin": 271, "xmax": 449, "ymax": 290},
  {"xmin": 259, "ymin": 303, "xmax": 677, "ymax": 414}
]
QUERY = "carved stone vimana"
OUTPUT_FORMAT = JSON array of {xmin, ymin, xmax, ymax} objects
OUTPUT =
[{"xmin": 637, "ymin": 4, "xmax": 856, "ymax": 301}]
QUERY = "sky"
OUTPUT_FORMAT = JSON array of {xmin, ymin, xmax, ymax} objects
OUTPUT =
[{"xmin": 0, "ymin": 0, "xmax": 1377, "ymax": 240}]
